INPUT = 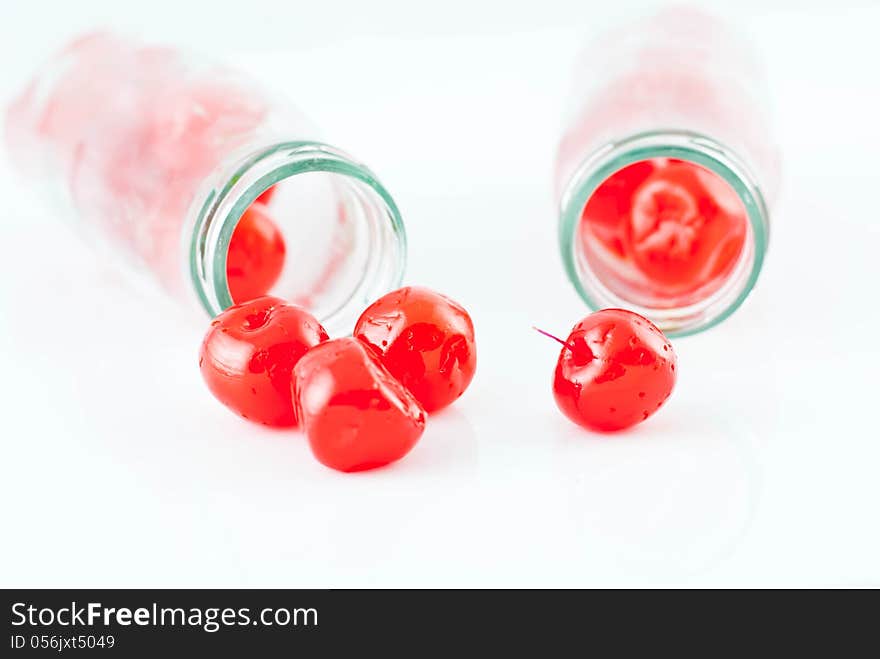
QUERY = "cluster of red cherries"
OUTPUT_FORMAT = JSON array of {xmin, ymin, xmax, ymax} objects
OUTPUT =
[
  {"xmin": 199, "ymin": 184, "xmax": 679, "ymax": 473},
  {"xmin": 199, "ymin": 286, "xmax": 477, "ymax": 472},
  {"xmin": 200, "ymin": 293, "xmax": 677, "ymax": 473}
]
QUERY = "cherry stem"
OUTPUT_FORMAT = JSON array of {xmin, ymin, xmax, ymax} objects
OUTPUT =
[{"xmin": 532, "ymin": 326, "xmax": 576, "ymax": 352}]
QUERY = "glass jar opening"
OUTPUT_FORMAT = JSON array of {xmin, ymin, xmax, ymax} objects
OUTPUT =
[{"xmin": 190, "ymin": 141, "xmax": 406, "ymax": 334}]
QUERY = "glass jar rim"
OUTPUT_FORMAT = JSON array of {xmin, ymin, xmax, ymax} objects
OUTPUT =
[
  {"xmin": 188, "ymin": 140, "xmax": 406, "ymax": 330},
  {"xmin": 558, "ymin": 129, "xmax": 770, "ymax": 337}
]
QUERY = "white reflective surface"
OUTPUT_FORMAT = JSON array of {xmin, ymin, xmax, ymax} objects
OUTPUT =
[{"xmin": 1, "ymin": 0, "xmax": 879, "ymax": 587}]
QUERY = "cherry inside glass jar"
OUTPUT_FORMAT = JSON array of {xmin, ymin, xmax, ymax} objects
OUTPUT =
[{"xmin": 578, "ymin": 158, "xmax": 749, "ymax": 310}]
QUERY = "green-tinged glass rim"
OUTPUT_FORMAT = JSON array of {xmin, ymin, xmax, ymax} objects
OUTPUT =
[{"xmin": 189, "ymin": 140, "xmax": 406, "ymax": 327}]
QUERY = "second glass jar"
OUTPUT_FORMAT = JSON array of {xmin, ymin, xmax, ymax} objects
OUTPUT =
[{"xmin": 555, "ymin": 9, "xmax": 780, "ymax": 336}]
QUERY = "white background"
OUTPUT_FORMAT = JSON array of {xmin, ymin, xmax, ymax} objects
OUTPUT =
[{"xmin": 1, "ymin": 0, "xmax": 879, "ymax": 587}]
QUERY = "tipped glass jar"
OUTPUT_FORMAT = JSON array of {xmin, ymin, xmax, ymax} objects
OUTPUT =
[
  {"xmin": 555, "ymin": 9, "xmax": 780, "ymax": 336},
  {"xmin": 6, "ymin": 33, "xmax": 405, "ymax": 333}
]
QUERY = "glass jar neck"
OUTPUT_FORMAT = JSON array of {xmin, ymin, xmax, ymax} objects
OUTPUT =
[
  {"xmin": 558, "ymin": 129, "xmax": 770, "ymax": 337},
  {"xmin": 187, "ymin": 141, "xmax": 406, "ymax": 334}
]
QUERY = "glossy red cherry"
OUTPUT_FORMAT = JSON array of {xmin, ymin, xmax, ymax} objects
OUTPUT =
[
  {"xmin": 353, "ymin": 286, "xmax": 476, "ymax": 412},
  {"xmin": 293, "ymin": 337, "xmax": 427, "ymax": 472},
  {"xmin": 542, "ymin": 309, "xmax": 676, "ymax": 432},
  {"xmin": 226, "ymin": 202, "xmax": 286, "ymax": 304},
  {"xmin": 199, "ymin": 296, "xmax": 328, "ymax": 427}
]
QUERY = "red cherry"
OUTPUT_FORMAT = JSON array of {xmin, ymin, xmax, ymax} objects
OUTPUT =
[
  {"xmin": 542, "ymin": 309, "xmax": 676, "ymax": 432},
  {"xmin": 628, "ymin": 161, "xmax": 745, "ymax": 291},
  {"xmin": 353, "ymin": 286, "xmax": 476, "ymax": 412},
  {"xmin": 580, "ymin": 160, "xmax": 655, "ymax": 258},
  {"xmin": 199, "ymin": 296, "xmax": 328, "ymax": 427},
  {"xmin": 293, "ymin": 337, "xmax": 427, "ymax": 472},
  {"xmin": 226, "ymin": 202, "xmax": 286, "ymax": 304}
]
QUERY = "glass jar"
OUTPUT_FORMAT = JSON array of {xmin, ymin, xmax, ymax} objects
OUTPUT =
[
  {"xmin": 555, "ymin": 8, "xmax": 780, "ymax": 336},
  {"xmin": 5, "ymin": 33, "xmax": 405, "ymax": 333}
]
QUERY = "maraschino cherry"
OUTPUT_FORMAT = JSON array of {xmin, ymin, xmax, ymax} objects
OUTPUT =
[
  {"xmin": 199, "ymin": 296, "xmax": 328, "ymax": 426},
  {"xmin": 539, "ymin": 308, "xmax": 676, "ymax": 432},
  {"xmin": 293, "ymin": 337, "xmax": 427, "ymax": 472},
  {"xmin": 354, "ymin": 286, "xmax": 476, "ymax": 412},
  {"xmin": 226, "ymin": 202, "xmax": 286, "ymax": 304}
]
